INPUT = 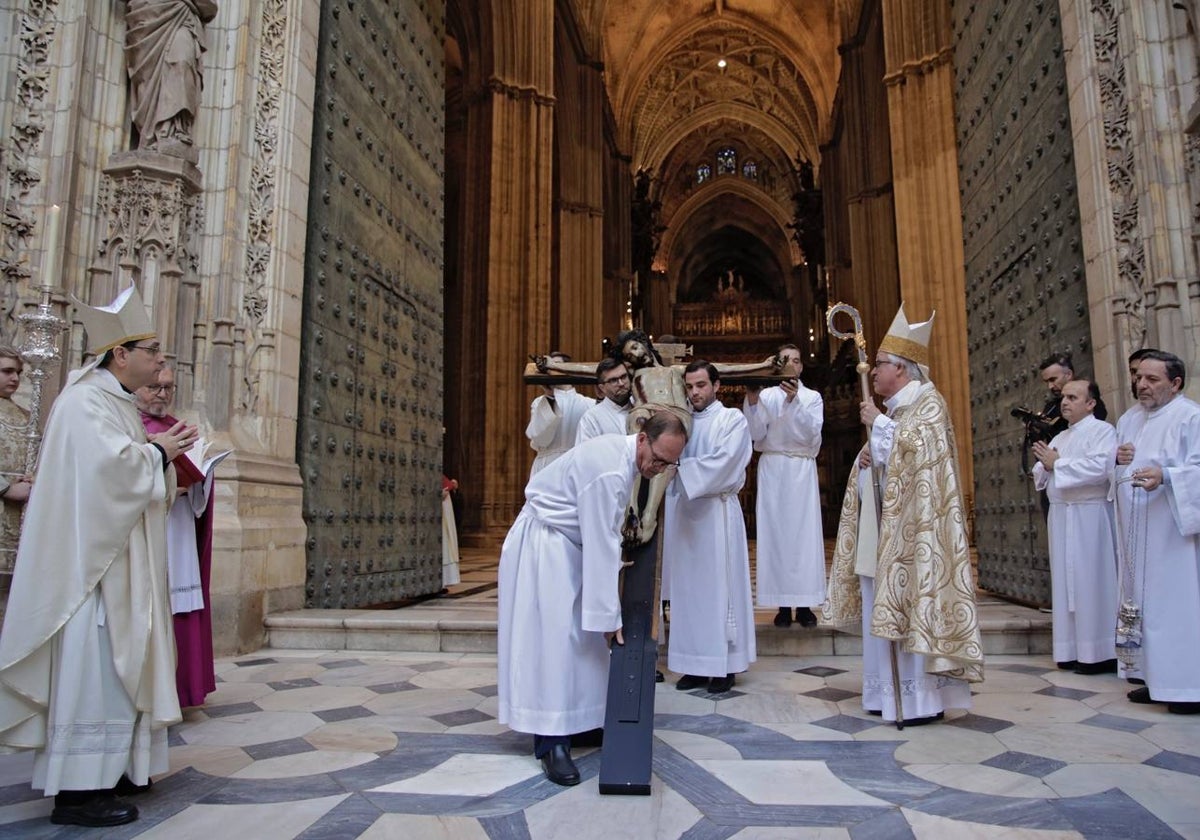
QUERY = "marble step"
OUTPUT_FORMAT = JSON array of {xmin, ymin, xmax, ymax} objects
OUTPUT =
[{"xmin": 265, "ymin": 596, "xmax": 1050, "ymax": 657}]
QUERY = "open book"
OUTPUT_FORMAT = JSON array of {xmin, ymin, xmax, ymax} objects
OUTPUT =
[{"xmin": 174, "ymin": 437, "xmax": 232, "ymax": 487}]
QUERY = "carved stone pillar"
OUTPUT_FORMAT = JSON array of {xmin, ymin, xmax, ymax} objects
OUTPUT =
[{"xmin": 880, "ymin": 0, "xmax": 974, "ymax": 496}]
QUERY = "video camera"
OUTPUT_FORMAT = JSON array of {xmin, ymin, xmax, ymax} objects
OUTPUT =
[{"xmin": 1010, "ymin": 406, "xmax": 1057, "ymax": 445}]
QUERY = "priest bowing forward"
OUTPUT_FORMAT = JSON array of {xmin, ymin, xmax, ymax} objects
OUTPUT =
[
  {"xmin": 498, "ymin": 411, "xmax": 687, "ymax": 786},
  {"xmin": 0, "ymin": 286, "xmax": 197, "ymax": 827}
]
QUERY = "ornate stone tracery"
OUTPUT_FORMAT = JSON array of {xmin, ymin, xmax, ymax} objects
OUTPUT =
[{"xmin": 0, "ymin": 0, "xmax": 61, "ymax": 337}]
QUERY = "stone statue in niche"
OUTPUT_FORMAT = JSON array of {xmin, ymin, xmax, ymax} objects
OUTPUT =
[{"xmin": 125, "ymin": 0, "xmax": 219, "ymax": 154}]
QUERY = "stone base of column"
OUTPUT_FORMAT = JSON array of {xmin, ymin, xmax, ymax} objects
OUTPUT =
[{"xmin": 210, "ymin": 450, "xmax": 307, "ymax": 655}]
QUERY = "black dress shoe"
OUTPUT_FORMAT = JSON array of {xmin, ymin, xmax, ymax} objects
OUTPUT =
[
  {"xmin": 1074, "ymin": 659, "xmax": 1118, "ymax": 675},
  {"xmin": 866, "ymin": 709, "xmax": 883, "ymax": 716},
  {"xmin": 1128, "ymin": 686, "xmax": 1156, "ymax": 704},
  {"xmin": 113, "ymin": 774, "xmax": 152, "ymax": 796},
  {"xmin": 540, "ymin": 744, "xmax": 580, "ymax": 786},
  {"xmin": 1127, "ymin": 677, "xmax": 1146, "ymax": 685},
  {"xmin": 1056, "ymin": 660, "xmax": 1079, "ymax": 670},
  {"xmin": 707, "ymin": 673, "xmax": 736, "ymax": 693},
  {"xmin": 1168, "ymin": 702, "xmax": 1200, "ymax": 715},
  {"xmin": 773, "ymin": 607, "xmax": 793, "ymax": 628},
  {"xmin": 655, "ymin": 670, "xmax": 665, "ymax": 683},
  {"xmin": 796, "ymin": 607, "xmax": 818, "ymax": 628},
  {"xmin": 675, "ymin": 674, "xmax": 708, "ymax": 691},
  {"xmin": 51, "ymin": 791, "xmax": 138, "ymax": 827}
]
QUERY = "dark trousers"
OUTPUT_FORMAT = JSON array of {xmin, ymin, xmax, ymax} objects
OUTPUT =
[{"xmin": 533, "ymin": 734, "xmax": 570, "ymax": 758}]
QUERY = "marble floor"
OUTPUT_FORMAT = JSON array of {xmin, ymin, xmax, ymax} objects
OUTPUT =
[{"xmin": 1, "ymin": 649, "xmax": 1198, "ymax": 839}]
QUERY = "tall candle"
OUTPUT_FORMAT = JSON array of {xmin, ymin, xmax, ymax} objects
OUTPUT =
[{"xmin": 42, "ymin": 204, "xmax": 61, "ymax": 289}]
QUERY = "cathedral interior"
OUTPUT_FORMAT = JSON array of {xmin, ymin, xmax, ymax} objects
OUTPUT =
[{"xmin": 1, "ymin": 0, "xmax": 1199, "ymax": 655}]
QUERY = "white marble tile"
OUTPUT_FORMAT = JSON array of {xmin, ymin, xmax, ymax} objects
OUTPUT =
[
  {"xmin": 358, "ymin": 814, "xmax": 490, "ymax": 840},
  {"xmin": 905, "ymin": 763, "xmax": 1060, "ymax": 798},
  {"xmin": 178, "ymin": 710, "xmax": 325, "ymax": 747},
  {"xmin": 232, "ymin": 749, "xmax": 378, "ymax": 779},
  {"xmin": 363, "ymin": 688, "xmax": 485, "ymax": 717},
  {"xmin": 901, "ymin": 807, "xmax": 1082, "ymax": 838},
  {"xmin": 366, "ymin": 714, "xmax": 450, "ymax": 734},
  {"xmin": 255, "ymin": 685, "xmax": 375, "ymax": 712},
  {"xmin": 165, "ymin": 745, "xmax": 254, "ymax": 778},
  {"xmin": 650, "ymin": 686, "xmax": 718, "ymax": 716},
  {"xmin": 695, "ymin": 760, "xmax": 890, "ymax": 806},
  {"xmin": 217, "ymin": 662, "xmax": 327, "ymax": 684},
  {"xmin": 313, "ymin": 664, "xmax": 419, "ymax": 686},
  {"xmin": 656, "ymin": 729, "xmax": 744, "ymax": 760},
  {"xmin": 1168, "ymin": 822, "xmax": 1200, "ymax": 839},
  {"xmin": 368, "ymin": 753, "xmax": 540, "ymax": 796},
  {"xmin": 880, "ymin": 726, "xmax": 1006, "ymax": 765},
  {"xmin": 970, "ymin": 671, "xmax": 1051, "ymax": 694},
  {"xmin": 1045, "ymin": 764, "xmax": 1200, "ymax": 823},
  {"xmin": 408, "ymin": 666, "xmax": 499, "ymax": 690},
  {"xmin": 203, "ymin": 680, "xmax": 275, "ymax": 706},
  {"xmin": 968, "ymin": 692, "xmax": 1098, "ymax": 725},
  {"xmin": 718, "ymin": 691, "xmax": 840, "ymax": 724},
  {"xmin": 524, "ymin": 775, "xmax": 701, "ymax": 840},
  {"xmin": 0, "ymin": 796, "xmax": 51, "ymax": 826},
  {"xmin": 1139, "ymin": 722, "xmax": 1200, "ymax": 757},
  {"xmin": 996, "ymin": 723, "xmax": 1160, "ymax": 764},
  {"xmin": 134, "ymin": 794, "xmax": 348, "ymax": 839},
  {"xmin": 304, "ymin": 721, "xmax": 398, "ymax": 753},
  {"xmin": 758, "ymin": 722, "xmax": 855, "ymax": 742}
]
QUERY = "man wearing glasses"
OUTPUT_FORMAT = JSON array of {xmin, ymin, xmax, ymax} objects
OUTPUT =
[
  {"xmin": 498, "ymin": 410, "xmax": 687, "ymax": 786},
  {"xmin": 663, "ymin": 361, "xmax": 756, "ymax": 695},
  {"xmin": 575, "ymin": 357, "xmax": 634, "ymax": 443},
  {"xmin": 137, "ymin": 365, "xmax": 217, "ymax": 710},
  {"xmin": 0, "ymin": 286, "xmax": 197, "ymax": 826}
]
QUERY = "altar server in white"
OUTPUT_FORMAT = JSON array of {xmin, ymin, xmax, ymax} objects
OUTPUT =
[
  {"xmin": 525, "ymin": 351, "xmax": 592, "ymax": 477},
  {"xmin": 1115, "ymin": 350, "xmax": 1200, "ymax": 715},
  {"xmin": 498, "ymin": 411, "xmax": 688, "ymax": 785},
  {"xmin": 664, "ymin": 361, "xmax": 756, "ymax": 694},
  {"xmin": 576, "ymin": 357, "xmax": 633, "ymax": 443},
  {"xmin": 744, "ymin": 343, "xmax": 825, "ymax": 628},
  {"xmin": 0, "ymin": 286, "xmax": 197, "ymax": 827},
  {"xmin": 1032, "ymin": 379, "xmax": 1119, "ymax": 674}
]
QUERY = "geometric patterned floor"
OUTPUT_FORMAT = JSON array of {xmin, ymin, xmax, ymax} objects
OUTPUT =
[{"xmin": 2, "ymin": 650, "xmax": 1198, "ymax": 838}]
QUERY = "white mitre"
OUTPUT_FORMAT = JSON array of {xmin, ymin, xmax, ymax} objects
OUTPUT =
[
  {"xmin": 73, "ymin": 285, "xmax": 156, "ymax": 356},
  {"xmin": 877, "ymin": 302, "xmax": 935, "ymax": 379}
]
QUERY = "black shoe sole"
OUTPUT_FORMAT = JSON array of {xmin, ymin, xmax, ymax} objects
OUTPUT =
[{"xmin": 50, "ymin": 810, "xmax": 138, "ymax": 827}]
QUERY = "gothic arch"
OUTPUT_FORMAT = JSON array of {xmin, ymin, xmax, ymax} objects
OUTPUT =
[{"xmin": 639, "ymin": 102, "xmax": 813, "ymax": 175}]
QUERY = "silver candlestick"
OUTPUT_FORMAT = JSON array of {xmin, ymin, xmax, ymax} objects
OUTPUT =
[{"xmin": 18, "ymin": 281, "xmax": 67, "ymax": 476}]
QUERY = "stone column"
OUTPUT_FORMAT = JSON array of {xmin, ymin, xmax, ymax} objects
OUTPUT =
[
  {"xmin": 881, "ymin": 0, "xmax": 974, "ymax": 494},
  {"xmin": 476, "ymin": 0, "xmax": 556, "ymax": 533}
]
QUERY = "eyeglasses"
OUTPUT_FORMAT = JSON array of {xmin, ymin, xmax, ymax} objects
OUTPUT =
[
  {"xmin": 129, "ymin": 344, "xmax": 161, "ymax": 355},
  {"xmin": 601, "ymin": 373, "xmax": 630, "ymax": 386},
  {"xmin": 647, "ymin": 440, "xmax": 680, "ymax": 469},
  {"xmin": 147, "ymin": 384, "xmax": 177, "ymax": 395}
]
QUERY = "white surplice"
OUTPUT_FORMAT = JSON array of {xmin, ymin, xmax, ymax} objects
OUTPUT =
[
  {"xmin": 166, "ymin": 478, "xmax": 211, "ymax": 614},
  {"xmin": 525, "ymin": 387, "xmax": 592, "ymax": 477},
  {"xmin": 664, "ymin": 402, "xmax": 756, "ymax": 677},
  {"xmin": 575, "ymin": 397, "xmax": 631, "ymax": 444},
  {"xmin": 1113, "ymin": 395, "xmax": 1200, "ymax": 702},
  {"xmin": 498, "ymin": 434, "xmax": 634, "ymax": 735},
  {"xmin": 1032, "ymin": 413, "xmax": 1119, "ymax": 664},
  {"xmin": 859, "ymin": 381, "xmax": 971, "ymax": 721},
  {"xmin": 743, "ymin": 383, "xmax": 825, "ymax": 606},
  {"xmin": 0, "ymin": 368, "xmax": 179, "ymax": 794}
]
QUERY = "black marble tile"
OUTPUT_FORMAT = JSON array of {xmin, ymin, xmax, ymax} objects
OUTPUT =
[
  {"xmin": 319, "ymin": 659, "xmax": 366, "ymax": 670},
  {"xmin": 294, "ymin": 793, "xmax": 383, "ymax": 839},
  {"xmin": 0, "ymin": 780, "xmax": 43, "ymax": 807},
  {"xmin": 242, "ymin": 736, "xmax": 317, "ymax": 761},
  {"xmin": 1035, "ymin": 685, "xmax": 1096, "ymax": 701},
  {"xmin": 168, "ymin": 726, "xmax": 187, "ymax": 747},
  {"xmin": 811, "ymin": 714, "xmax": 879, "ymax": 735},
  {"xmin": 201, "ymin": 701, "xmax": 262, "ymax": 719},
  {"xmin": 679, "ymin": 818, "xmax": 745, "ymax": 840},
  {"xmin": 269, "ymin": 678, "xmax": 322, "ymax": 691},
  {"xmin": 912, "ymin": 788, "xmax": 1068, "ymax": 829},
  {"xmin": 827, "ymin": 757, "xmax": 939, "ymax": 805},
  {"xmin": 234, "ymin": 657, "xmax": 277, "ymax": 667},
  {"xmin": 197, "ymin": 776, "xmax": 347, "ymax": 805},
  {"xmin": 702, "ymin": 803, "xmax": 892, "ymax": 827},
  {"xmin": 849, "ymin": 808, "xmax": 917, "ymax": 839},
  {"xmin": 803, "ymin": 686, "xmax": 860, "ymax": 702},
  {"xmin": 795, "ymin": 665, "xmax": 847, "ymax": 677},
  {"xmin": 1081, "ymin": 712, "xmax": 1154, "ymax": 734},
  {"xmin": 365, "ymin": 680, "xmax": 420, "ymax": 694},
  {"xmin": 1051, "ymin": 787, "xmax": 1181, "ymax": 839},
  {"xmin": 993, "ymin": 663, "xmax": 1054, "ymax": 676},
  {"xmin": 316, "ymin": 705, "xmax": 376, "ymax": 723},
  {"xmin": 1145, "ymin": 749, "xmax": 1200, "ymax": 777},
  {"xmin": 983, "ymin": 750, "xmax": 1067, "ymax": 778},
  {"xmin": 942, "ymin": 713, "xmax": 1013, "ymax": 734},
  {"xmin": 473, "ymin": 683, "xmax": 499, "ymax": 698},
  {"xmin": 432, "ymin": 708, "xmax": 493, "ymax": 727}
]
